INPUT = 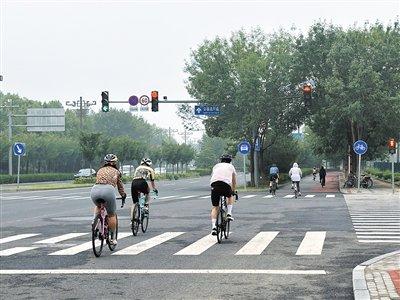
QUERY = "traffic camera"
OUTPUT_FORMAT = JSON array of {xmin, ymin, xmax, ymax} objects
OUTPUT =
[
  {"xmin": 101, "ymin": 91, "xmax": 109, "ymax": 112},
  {"xmin": 151, "ymin": 90, "xmax": 159, "ymax": 112}
]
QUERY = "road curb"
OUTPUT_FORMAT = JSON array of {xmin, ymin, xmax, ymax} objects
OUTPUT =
[{"xmin": 353, "ymin": 250, "xmax": 400, "ymax": 300}]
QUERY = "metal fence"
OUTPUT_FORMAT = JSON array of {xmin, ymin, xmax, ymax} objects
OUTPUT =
[{"xmin": 373, "ymin": 162, "xmax": 400, "ymax": 172}]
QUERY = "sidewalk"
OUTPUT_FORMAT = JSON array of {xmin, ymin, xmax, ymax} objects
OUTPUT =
[
  {"xmin": 340, "ymin": 173, "xmax": 400, "ymax": 195},
  {"xmin": 353, "ymin": 250, "xmax": 400, "ymax": 300}
]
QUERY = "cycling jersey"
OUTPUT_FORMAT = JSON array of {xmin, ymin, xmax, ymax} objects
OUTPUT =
[
  {"xmin": 133, "ymin": 165, "xmax": 155, "ymax": 181},
  {"xmin": 95, "ymin": 166, "xmax": 125, "ymax": 196},
  {"xmin": 269, "ymin": 166, "xmax": 279, "ymax": 175},
  {"xmin": 210, "ymin": 163, "xmax": 237, "ymax": 186}
]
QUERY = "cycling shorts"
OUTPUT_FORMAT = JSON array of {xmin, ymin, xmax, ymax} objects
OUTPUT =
[
  {"xmin": 131, "ymin": 178, "xmax": 149, "ymax": 204},
  {"xmin": 211, "ymin": 181, "xmax": 233, "ymax": 207},
  {"xmin": 90, "ymin": 184, "xmax": 116, "ymax": 215}
]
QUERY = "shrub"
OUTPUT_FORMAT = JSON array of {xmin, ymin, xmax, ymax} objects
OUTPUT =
[
  {"xmin": 0, "ymin": 173, "xmax": 73, "ymax": 184},
  {"xmin": 73, "ymin": 177, "xmax": 96, "ymax": 184}
]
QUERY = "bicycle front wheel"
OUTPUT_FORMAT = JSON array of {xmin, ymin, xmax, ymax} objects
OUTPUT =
[
  {"xmin": 141, "ymin": 210, "xmax": 149, "ymax": 233},
  {"xmin": 92, "ymin": 215, "xmax": 104, "ymax": 257},
  {"xmin": 107, "ymin": 215, "xmax": 118, "ymax": 251},
  {"xmin": 131, "ymin": 204, "xmax": 140, "ymax": 236},
  {"xmin": 216, "ymin": 208, "xmax": 222, "ymax": 244}
]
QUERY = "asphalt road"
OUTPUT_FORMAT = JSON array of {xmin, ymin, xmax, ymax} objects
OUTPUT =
[{"xmin": 1, "ymin": 173, "xmax": 398, "ymax": 299}]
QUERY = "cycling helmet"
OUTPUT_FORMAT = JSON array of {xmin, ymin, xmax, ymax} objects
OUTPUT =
[
  {"xmin": 141, "ymin": 158, "xmax": 152, "ymax": 166},
  {"xmin": 220, "ymin": 154, "xmax": 232, "ymax": 163},
  {"xmin": 104, "ymin": 153, "xmax": 118, "ymax": 163}
]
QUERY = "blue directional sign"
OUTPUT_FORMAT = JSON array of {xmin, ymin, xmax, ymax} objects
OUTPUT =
[
  {"xmin": 194, "ymin": 105, "xmax": 220, "ymax": 116},
  {"xmin": 353, "ymin": 140, "xmax": 368, "ymax": 155},
  {"xmin": 238, "ymin": 141, "xmax": 251, "ymax": 155},
  {"xmin": 13, "ymin": 142, "xmax": 26, "ymax": 156}
]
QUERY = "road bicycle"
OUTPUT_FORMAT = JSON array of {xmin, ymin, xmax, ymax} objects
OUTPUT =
[
  {"xmin": 91, "ymin": 197, "xmax": 123, "ymax": 257},
  {"xmin": 215, "ymin": 192, "xmax": 238, "ymax": 244},
  {"xmin": 343, "ymin": 174, "xmax": 373, "ymax": 188},
  {"xmin": 293, "ymin": 181, "xmax": 299, "ymax": 198},
  {"xmin": 131, "ymin": 191, "xmax": 157, "ymax": 236}
]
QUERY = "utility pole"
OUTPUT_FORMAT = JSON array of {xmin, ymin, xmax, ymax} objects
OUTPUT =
[
  {"xmin": 253, "ymin": 129, "xmax": 259, "ymax": 188},
  {"xmin": 66, "ymin": 97, "xmax": 96, "ymax": 131},
  {"xmin": 179, "ymin": 129, "xmax": 193, "ymax": 145},
  {"xmin": 1, "ymin": 98, "xmax": 19, "ymax": 175},
  {"xmin": 168, "ymin": 127, "xmax": 178, "ymax": 141}
]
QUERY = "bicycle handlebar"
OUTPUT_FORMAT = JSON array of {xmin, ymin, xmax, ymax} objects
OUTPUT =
[{"xmin": 116, "ymin": 196, "xmax": 126, "ymax": 208}]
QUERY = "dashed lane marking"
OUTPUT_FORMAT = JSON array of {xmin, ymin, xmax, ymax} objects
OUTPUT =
[{"xmin": 0, "ymin": 234, "xmax": 41, "ymax": 244}]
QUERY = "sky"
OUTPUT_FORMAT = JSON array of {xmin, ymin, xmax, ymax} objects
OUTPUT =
[{"xmin": 0, "ymin": 0, "xmax": 399, "ymax": 143}]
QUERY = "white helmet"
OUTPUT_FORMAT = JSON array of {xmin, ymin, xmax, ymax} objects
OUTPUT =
[{"xmin": 141, "ymin": 158, "xmax": 152, "ymax": 166}]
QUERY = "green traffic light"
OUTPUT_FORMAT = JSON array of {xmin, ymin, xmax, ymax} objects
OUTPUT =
[{"xmin": 102, "ymin": 106, "xmax": 109, "ymax": 112}]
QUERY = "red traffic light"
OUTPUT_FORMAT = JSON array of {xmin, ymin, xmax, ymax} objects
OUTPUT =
[
  {"xmin": 151, "ymin": 91, "xmax": 159, "ymax": 100},
  {"xmin": 388, "ymin": 138, "xmax": 396, "ymax": 149},
  {"xmin": 303, "ymin": 84, "xmax": 312, "ymax": 94},
  {"xmin": 151, "ymin": 90, "xmax": 159, "ymax": 112}
]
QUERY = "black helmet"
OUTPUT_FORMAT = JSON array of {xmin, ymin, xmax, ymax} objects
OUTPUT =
[
  {"xmin": 141, "ymin": 158, "xmax": 152, "ymax": 166},
  {"xmin": 104, "ymin": 153, "xmax": 118, "ymax": 163},
  {"xmin": 220, "ymin": 154, "xmax": 232, "ymax": 163}
]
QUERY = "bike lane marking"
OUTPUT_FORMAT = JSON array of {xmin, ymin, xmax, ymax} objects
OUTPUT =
[
  {"xmin": 235, "ymin": 231, "xmax": 279, "ymax": 255},
  {"xmin": 174, "ymin": 234, "xmax": 217, "ymax": 255},
  {"xmin": 113, "ymin": 232, "xmax": 185, "ymax": 255}
]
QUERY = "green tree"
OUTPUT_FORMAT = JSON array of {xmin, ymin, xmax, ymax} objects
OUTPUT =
[{"xmin": 79, "ymin": 132, "xmax": 101, "ymax": 173}]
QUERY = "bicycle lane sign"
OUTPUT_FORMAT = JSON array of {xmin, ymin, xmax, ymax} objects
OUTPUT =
[{"xmin": 353, "ymin": 140, "xmax": 367, "ymax": 155}]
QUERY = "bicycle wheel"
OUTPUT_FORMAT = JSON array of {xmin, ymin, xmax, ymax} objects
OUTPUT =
[
  {"xmin": 131, "ymin": 204, "xmax": 140, "ymax": 236},
  {"xmin": 224, "ymin": 219, "xmax": 230, "ymax": 239},
  {"xmin": 216, "ymin": 207, "xmax": 222, "ymax": 244},
  {"xmin": 92, "ymin": 215, "xmax": 104, "ymax": 257},
  {"xmin": 294, "ymin": 186, "xmax": 298, "ymax": 198},
  {"xmin": 107, "ymin": 215, "xmax": 118, "ymax": 251},
  {"xmin": 272, "ymin": 182, "xmax": 277, "ymax": 196},
  {"xmin": 218, "ymin": 208, "xmax": 225, "ymax": 243},
  {"xmin": 366, "ymin": 178, "xmax": 373, "ymax": 188},
  {"xmin": 141, "ymin": 209, "xmax": 149, "ymax": 233}
]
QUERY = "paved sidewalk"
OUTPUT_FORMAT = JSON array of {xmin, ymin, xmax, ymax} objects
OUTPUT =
[
  {"xmin": 310, "ymin": 171, "xmax": 340, "ymax": 193},
  {"xmin": 354, "ymin": 250, "xmax": 400, "ymax": 300}
]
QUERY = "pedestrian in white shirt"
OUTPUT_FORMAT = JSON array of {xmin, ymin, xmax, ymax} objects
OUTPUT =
[{"xmin": 289, "ymin": 162, "xmax": 302, "ymax": 196}]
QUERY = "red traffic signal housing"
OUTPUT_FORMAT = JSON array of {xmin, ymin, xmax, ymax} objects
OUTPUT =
[
  {"xmin": 151, "ymin": 90, "xmax": 159, "ymax": 112},
  {"xmin": 303, "ymin": 84, "xmax": 312, "ymax": 94},
  {"xmin": 388, "ymin": 138, "xmax": 396, "ymax": 154}
]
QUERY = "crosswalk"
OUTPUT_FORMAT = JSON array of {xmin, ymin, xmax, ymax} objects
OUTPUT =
[
  {"xmin": 2, "ymin": 193, "xmax": 337, "ymax": 202},
  {"xmin": 349, "ymin": 210, "xmax": 400, "ymax": 243},
  {"xmin": 0, "ymin": 230, "xmax": 327, "ymax": 257}
]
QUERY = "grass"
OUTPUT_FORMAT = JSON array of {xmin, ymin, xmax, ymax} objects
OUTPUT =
[{"xmin": 2, "ymin": 182, "xmax": 93, "ymax": 191}]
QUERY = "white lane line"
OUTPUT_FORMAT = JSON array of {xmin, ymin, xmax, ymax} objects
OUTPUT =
[
  {"xmin": 354, "ymin": 228, "xmax": 400, "ymax": 231},
  {"xmin": 113, "ymin": 232, "xmax": 185, "ymax": 255},
  {"xmin": 351, "ymin": 216, "xmax": 400, "ymax": 218},
  {"xmin": 0, "ymin": 246, "xmax": 39, "ymax": 256},
  {"xmin": 242, "ymin": 195, "xmax": 256, "ymax": 199},
  {"xmin": 357, "ymin": 235, "xmax": 400, "ymax": 239},
  {"xmin": 179, "ymin": 195, "xmax": 197, "ymax": 199},
  {"xmin": 284, "ymin": 195, "xmax": 295, "ymax": 198},
  {"xmin": 0, "ymin": 234, "xmax": 41, "ymax": 244},
  {"xmin": 326, "ymin": 195, "xmax": 335, "ymax": 198},
  {"xmin": 351, "ymin": 219, "xmax": 400, "ymax": 221},
  {"xmin": 200, "ymin": 196, "xmax": 210, "ymax": 199},
  {"xmin": 158, "ymin": 196, "xmax": 175, "ymax": 200},
  {"xmin": 49, "ymin": 233, "xmax": 131, "ymax": 255},
  {"xmin": 2, "ymin": 195, "xmax": 42, "ymax": 200},
  {"xmin": 0, "ymin": 269, "xmax": 327, "ymax": 275},
  {"xmin": 0, "ymin": 268, "xmax": 327, "ymax": 275},
  {"xmin": 354, "ymin": 227, "xmax": 400, "ymax": 229},
  {"xmin": 295, "ymin": 231, "xmax": 326, "ymax": 255},
  {"xmin": 188, "ymin": 181, "xmax": 200, "ymax": 184},
  {"xmin": 359, "ymin": 240, "xmax": 400, "ymax": 243},
  {"xmin": 263, "ymin": 195, "xmax": 273, "ymax": 198},
  {"xmin": 353, "ymin": 221, "xmax": 400, "ymax": 226},
  {"xmin": 174, "ymin": 234, "xmax": 217, "ymax": 255},
  {"xmin": 305, "ymin": 195, "xmax": 315, "ymax": 198},
  {"xmin": 235, "ymin": 232, "xmax": 279, "ymax": 255},
  {"xmin": 356, "ymin": 232, "xmax": 400, "ymax": 235},
  {"xmin": 34, "ymin": 233, "xmax": 87, "ymax": 244}
]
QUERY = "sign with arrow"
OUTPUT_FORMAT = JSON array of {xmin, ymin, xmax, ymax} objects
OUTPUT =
[
  {"xmin": 13, "ymin": 142, "xmax": 26, "ymax": 156},
  {"xmin": 194, "ymin": 105, "xmax": 220, "ymax": 116}
]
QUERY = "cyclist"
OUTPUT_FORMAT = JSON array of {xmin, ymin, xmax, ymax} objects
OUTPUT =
[
  {"xmin": 90, "ymin": 154, "xmax": 127, "ymax": 246},
  {"xmin": 289, "ymin": 162, "xmax": 302, "ymax": 196},
  {"xmin": 131, "ymin": 158, "xmax": 158, "ymax": 211},
  {"xmin": 210, "ymin": 154, "xmax": 237, "ymax": 236},
  {"xmin": 312, "ymin": 166, "xmax": 317, "ymax": 181},
  {"xmin": 269, "ymin": 163, "xmax": 279, "ymax": 193}
]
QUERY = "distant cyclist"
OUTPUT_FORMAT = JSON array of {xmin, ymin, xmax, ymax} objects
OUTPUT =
[
  {"xmin": 269, "ymin": 163, "xmax": 279, "ymax": 193},
  {"xmin": 131, "ymin": 158, "xmax": 158, "ymax": 210},
  {"xmin": 90, "ymin": 154, "xmax": 127, "ymax": 246},
  {"xmin": 312, "ymin": 167, "xmax": 317, "ymax": 181},
  {"xmin": 289, "ymin": 162, "xmax": 302, "ymax": 196},
  {"xmin": 210, "ymin": 154, "xmax": 237, "ymax": 236}
]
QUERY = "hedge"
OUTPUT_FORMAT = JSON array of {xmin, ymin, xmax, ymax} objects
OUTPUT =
[
  {"xmin": 0, "ymin": 173, "xmax": 73, "ymax": 184},
  {"xmin": 366, "ymin": 168, "xmax": 400, "ymax": 182}
]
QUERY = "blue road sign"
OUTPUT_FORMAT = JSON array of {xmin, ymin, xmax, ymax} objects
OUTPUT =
[
  {"xmin": 128, "ymin": 95, "xmax": 139, "ymax": 106},
  {"xmin": 13, "ymin": 142, "xmax": 26, "ymax": 156},
  {"xmin": 255, "ymin": 137, "xmax": 261, "ymax": 152},
  {"xmin": 353, "ymin": 140, "xmax": 368, "ymax": 155},
  {"xmin": 194, "ymin": 105, "xmax": 220, "ymax": 116},
  {"xmin": 238, "ymin": 141, "xmax": 251, "ymax": 155}
]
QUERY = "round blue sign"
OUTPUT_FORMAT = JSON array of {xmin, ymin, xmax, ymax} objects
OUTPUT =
[
  {"xmin": 128, "ymin": 95, "xmax": 139, "ymax": 106},
  {"xmin": 238, "ymin": 141, "xmax": 251, "ymax": 155},
  {"xmin": 353, "ymin": 140, "xmax": 368, "ymax": 155},
  {"xmin": 13, "ymin": 142, "xmax": 26, "ymax": 156}
]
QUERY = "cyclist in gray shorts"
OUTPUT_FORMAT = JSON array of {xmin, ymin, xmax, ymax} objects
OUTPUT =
[{"xmin": 90, "ymin": 154, "xmax": 127, "ymax": 245}]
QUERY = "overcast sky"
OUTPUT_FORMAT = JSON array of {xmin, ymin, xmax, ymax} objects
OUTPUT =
[{"xmin": 1, "ymin": 0, "xmax": 399, "ymax": 143}]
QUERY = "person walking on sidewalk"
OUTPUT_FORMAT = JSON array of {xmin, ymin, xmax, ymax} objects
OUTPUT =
[{"xmin": 319, "ymin": 165, "xmax": 326, "ymax": 187}]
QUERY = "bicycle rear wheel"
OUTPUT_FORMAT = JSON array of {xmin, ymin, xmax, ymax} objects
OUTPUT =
[
  {"xmin": 92, "ymin": 215, "xmax": 104, "ymax": 257},
  {"xmin": 107, "ymin": 215, "xmax": 118, "ymax": 251},
  {"xmin": 131, "ymin": 204, "xmax": 140, "ymax": 236},
  {"xmin": 224, "ymin": 219, "xmax": 230, "ymax": 239},
  {"xmin": 216, "ymin": 207, "xmax": 222, "ymax": 244},
  {"xmin": 272, "ymin": 182, "xmax": 277, "ymax": 196},
  {"xmin": 141, "ymin": 210, "xmax": 149, "ymax": 233}
]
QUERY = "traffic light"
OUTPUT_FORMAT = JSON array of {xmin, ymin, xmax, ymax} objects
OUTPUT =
[
  {"xmin": 388, "ymin": 138, "xmax": 397, "ymax": 154},
  {"xmin": 101, "ymin": 91, "xmax": 109, "ymax": 112},
  {"xmin": 151, "ymin": 90, "xmax": 159, "ymax": 112},
  {"xmin": 303, "ymin": 84, "xmax": 312, "ymax": 101}
]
